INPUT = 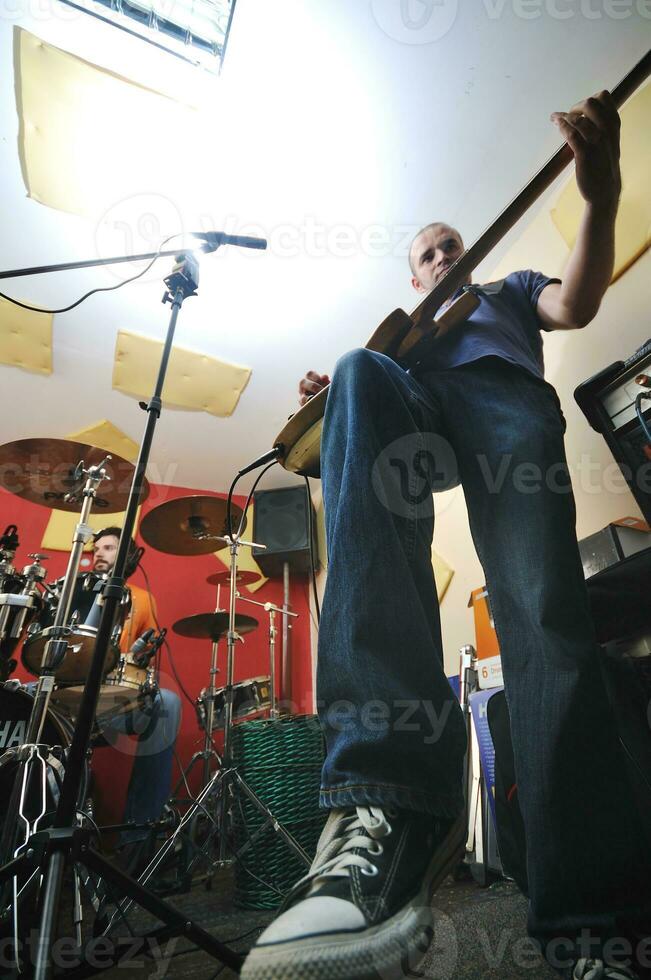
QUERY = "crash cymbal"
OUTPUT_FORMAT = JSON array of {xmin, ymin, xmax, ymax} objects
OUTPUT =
[
  {"xmin": 139, "ymin": 495, "xmax": 246, "ymax": 556},
  {"xmin": 173, "ymin": 612, "xmax": 258, "ymax": 641},
  {"xmin": 205, "ymin": 569, "xmax": 261, "ymax": 587},
  {"xmin": 0, "ymin": 438, "xmax": 150, "ymax": 513}
]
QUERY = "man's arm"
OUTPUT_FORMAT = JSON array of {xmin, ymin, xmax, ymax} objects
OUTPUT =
[{"xmin": 537, "ymin": 90, "xmax": 621, "ymax": 331}]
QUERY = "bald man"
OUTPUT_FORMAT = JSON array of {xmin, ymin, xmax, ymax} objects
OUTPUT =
[{"xmin": 244, "ymin": 92, "xmax": 651, "ymax": 980}]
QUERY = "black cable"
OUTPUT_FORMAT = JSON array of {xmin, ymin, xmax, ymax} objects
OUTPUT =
[
  {"xmin": 635, "ymin": 392, "xmax": 651, "ymax": 444},
  {"xmin": 76, "ymin": 808, "xmax": 101, "ymax": 842},
  {"xmin": 303, "ymin": 475, "xmax": 320, "ymax": 625},
  {"xmin": 0, "ymin": 233, "xmax": 184, "ymax": 315},
  {"xmin": 226, "ymin": 460, "xmax": 279, "ymax": 545},
  {"xmin": 225, "ymin": 472, "xmax": 239, "ymax": 542}
]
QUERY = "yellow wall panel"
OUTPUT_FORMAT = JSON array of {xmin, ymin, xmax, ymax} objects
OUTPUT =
[
  {"xmin": 113, "ymin": 330, "xmax": 251, "ymax": 417},
  {"xmin": 0, "ymin": 295, "xmax": 52, "ymax": 374},
  {"xmin": 15, "ymin": 28, "xmax": 202, "ymax": 218},
  {"xmin": 550, "ymin": 82, "xmax": 651, "ymax": 283}
]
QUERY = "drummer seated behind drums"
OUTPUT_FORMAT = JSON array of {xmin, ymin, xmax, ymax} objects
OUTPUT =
[{"xmin": 91, "ymin": 527, "xmax": 181, "ymax": 848}]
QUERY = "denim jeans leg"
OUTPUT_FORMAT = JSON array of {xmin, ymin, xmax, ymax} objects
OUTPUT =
[
  {"xmin": 439, "ymin": 358, "xmax": 651, "ymax": 961},
  {"xmin": 318, "ymin": 348, "xmax": 467, "ymax": 818},
  {"xmin": 101, "ymin": 688, "xmax": 182, "ymax": 843}
]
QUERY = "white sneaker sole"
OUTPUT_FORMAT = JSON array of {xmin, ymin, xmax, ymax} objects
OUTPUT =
[{"xmin": 240, "ymin": 811, "xmax": 466, "ymax": 980}]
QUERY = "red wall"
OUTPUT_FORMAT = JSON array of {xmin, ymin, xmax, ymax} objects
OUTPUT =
[{"xmin": 0, "ymin": 482, "xmax": 315, "ymax": 827}]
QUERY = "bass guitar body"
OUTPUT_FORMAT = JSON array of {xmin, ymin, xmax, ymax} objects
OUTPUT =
[{"xmin": 274, "ymin": 291, "xmax": 480, "ymax": 477}]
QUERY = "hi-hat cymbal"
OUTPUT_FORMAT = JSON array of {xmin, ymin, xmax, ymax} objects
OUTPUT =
[
  {"xmin": 139, "ymin": 495, "xmax": 246, "ymax": 556},
  {"xmin": 206, "ymin": 570, "xmax": 261, "ymax": 587},
  {"xmin": 0, "ymin": 438, "xmax": 150, "ymax": 513},
  {"xmin": 173, "ymin": 612, "xmax": 258, "ymax": 641}
]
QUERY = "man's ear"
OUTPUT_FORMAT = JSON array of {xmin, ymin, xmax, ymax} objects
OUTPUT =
[{"xmin": 411, "ymin": 275, "xmax": 427, "ymax": 294}]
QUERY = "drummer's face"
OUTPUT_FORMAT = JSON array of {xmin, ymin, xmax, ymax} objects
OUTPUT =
[{"xmin": 93, "ymin": 534, "xmax": 119, "ymax": 573}]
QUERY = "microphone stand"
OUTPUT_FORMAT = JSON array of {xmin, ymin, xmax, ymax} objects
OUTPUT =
[{"xmin": 0, "ymin": 244, "xmax": 251, "ymax": 977}]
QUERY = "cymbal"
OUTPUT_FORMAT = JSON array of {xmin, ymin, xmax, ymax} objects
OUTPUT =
[
  {"xmin": 139, "ymin": 495, "xmax": 246, "ymax": 556},
  {"xmin": 0, "ymin": 438, "xmax": 150, "ymax": 513},
  {"xmin": 173, "ymin": 612, "xmax": 258, "ymax": 641},
  {"xmin": 206, "ymin": 570, "xmax": 261, "ymax": 587}
]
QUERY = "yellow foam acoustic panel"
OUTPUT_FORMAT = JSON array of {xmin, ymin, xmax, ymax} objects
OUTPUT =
[
  {"xmin": 14, "ymin": 28, "xmax": 202, "ymax": 218},
  {"xmin": 0, "ymin": 295, "xmax": 52, "ymax": 374},
  {"xmin": 67, "ymin": 420, "xmax": 140, "ymax": 463},
  {"xmin": 550, "ymin": 81, "xmax": 651, "ymax": 283},
  {"xmin": 41, "ymin": 421, "xmax": 141, "ymax": 551},
  {"xmin": 213, "ymin": 503, "xmax": 268, "ymax": 594},
  {"xmin": 113, "ymin": 330, "xmax": 251, "ymax": 417},
  {"xmin": 487, "ymin": 81, "xmax": 651, "ymax": 287}
]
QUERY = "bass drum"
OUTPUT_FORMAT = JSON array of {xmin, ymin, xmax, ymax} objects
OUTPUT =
[{"xmin": 0, "ymin": 683, "xmax": 74, "ymax": 820}]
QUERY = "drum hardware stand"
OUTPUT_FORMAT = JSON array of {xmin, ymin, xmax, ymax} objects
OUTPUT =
[
  {"xmin": 0, "ymin": 248, "xmax": 250, "ymax": 978},
  {"xmin": 105, "ymin": 533, "xmax": 311, "ymax": 923},
  {"xmin": 0, "ymin": 554, "xmax": 48, "ymax": 678},
  {"xmin": 0, "ymin": 460, "xmax": 110, "ymax": 891},
  {"xmin": 172, "ymin": 580, "xmax": 227, "ymax": 798},
  {"xmin": 212, "ymin": 531, "xmax": 310, "ymax": 870},
  {"xmin": 0, "ymin": 525, "xmax": 19, "ymax": 588},
  {"xmin": 282, "ymin": 561, "xmax": 292, "ymax": 704},
  {"xmin": 234, "ymin": 591, "xmax": 298, "ymax": 718}
]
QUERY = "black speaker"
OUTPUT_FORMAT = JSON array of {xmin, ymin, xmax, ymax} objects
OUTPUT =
[{"xmin": 252, "ymin": 486, "xmax": 317, "ymax": 577}]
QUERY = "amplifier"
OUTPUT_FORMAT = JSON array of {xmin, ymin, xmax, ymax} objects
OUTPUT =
[{"xmin": 574, "ymin": 337, "xmax": 651, "ymax": 523}]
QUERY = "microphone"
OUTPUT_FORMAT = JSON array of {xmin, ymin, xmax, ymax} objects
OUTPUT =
[
  {"xmin": 131, "ymin": 627, "xmax": 166, "ymax": 667},
  {"xmin": 130, "ymin": 628, "xmax": 155, "ymax": 660},
  {"xmin": 237, "ymin": 446, "xmax": 283, "ymax": 478},
  {"xmin": 190, "ymin": 232, "xmax": 267, "ymax": 251}
]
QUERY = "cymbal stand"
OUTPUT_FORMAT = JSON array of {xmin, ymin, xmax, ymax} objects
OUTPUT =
[
  {"xmin": 0, "ymin": 251, "xmax": 243, "ymax": 978},
  {"xmin": 101, "ymin": 536, "xmax": 310, "ymax": 930},
  {"xmin": 0, "ymin": 460, "xmax": 110, "ymax": 877},
  {"xmin": 214, "ymin": 532, "xmax": 310, "ymax": 869},
  {"xmin": 233, "ymin": 591, "xmax": 298, "ymax": 718},
  {"xmin": 172, "ymin": 583, "xmax": 225, "ymax": 797},
  {"xmin": 151, "ymin": 525, "xmax": 311, "ymax": 871}
]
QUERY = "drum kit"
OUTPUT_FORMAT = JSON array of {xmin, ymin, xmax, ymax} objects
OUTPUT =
[
  {"xmin": 0, "ymin": 439, "xmax": 153, "ymax": 750},
  {"xmin": 0, "ymin": 433, "xmax": 304, "ymax": 943},
  {"xmin": 137, "ymin": 496, "xmax": 299, "ymax": 804}
]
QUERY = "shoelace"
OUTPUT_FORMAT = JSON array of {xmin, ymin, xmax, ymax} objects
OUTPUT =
[
  {"xmin": 311, "ymin": 806, "xmax": 392, "ymax": 882},
  {"xmin": 573, "ymin": 958, "xmax": 637, "ymax": 979},
  {"xmin": 284, "ymin": 806, "xmax": 393, "ymax": 905}
]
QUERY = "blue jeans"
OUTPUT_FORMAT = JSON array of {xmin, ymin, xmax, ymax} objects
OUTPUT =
[
  {"xmin": 100, "ymin": 687, "xmax": 182, "ymax": 843},
  {"xmin": 318, "ymin": 349, "xmax": 651, "ymax": 957}
]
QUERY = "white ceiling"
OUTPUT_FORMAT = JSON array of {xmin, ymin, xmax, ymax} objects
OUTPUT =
[{"xmin": 0, "ymin": 0, "xmax": 648, "ymax": 495}]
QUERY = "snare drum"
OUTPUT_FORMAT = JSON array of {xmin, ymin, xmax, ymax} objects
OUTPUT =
[
  {"xmin": 21, "ymin": 574, "xmax": 130, "ymax": 685},
  {"xmin": 197, "ymin": 676, "xmax": 271, "ymax": 731}
]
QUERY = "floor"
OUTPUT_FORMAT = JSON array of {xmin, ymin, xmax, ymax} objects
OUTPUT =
[{"xmin": 41, "ymin": 864, "xmax": 561, "ymax": 979}]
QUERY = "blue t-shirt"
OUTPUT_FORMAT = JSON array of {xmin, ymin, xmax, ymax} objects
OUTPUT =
[{"xmin": 412, "ymin": 270, "xmax": 560, "ymax": 381}]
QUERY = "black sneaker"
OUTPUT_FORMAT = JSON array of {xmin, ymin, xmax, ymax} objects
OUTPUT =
[
  {"xmin": 561, "ymin": 959, "xmax": 640, "ymax": 979},
  {"xmin": 241, "ymin": 804, "xmax": 466, "ymax": 980}
]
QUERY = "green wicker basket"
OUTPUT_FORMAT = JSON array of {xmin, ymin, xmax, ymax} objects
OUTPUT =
[{"xmin": 231, "ymin": 714, "xmax": 326, "ymax": 909}]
